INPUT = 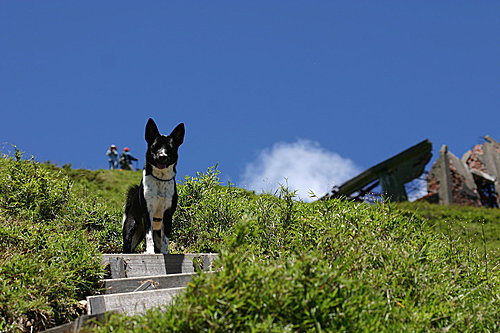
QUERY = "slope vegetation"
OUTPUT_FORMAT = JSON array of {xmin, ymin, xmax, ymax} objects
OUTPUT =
[{"xmin": 0, "ymin": 152, "xmax": 498, "ymax": 332}]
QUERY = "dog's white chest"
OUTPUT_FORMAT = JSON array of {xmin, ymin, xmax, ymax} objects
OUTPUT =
[{"xmin": 143, "ymin": 170, "xmax": 175, "ymax": 220}]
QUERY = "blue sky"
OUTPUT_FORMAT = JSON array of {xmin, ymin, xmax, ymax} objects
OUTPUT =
[{"xmin": 1, "ymin": 1, "xmax": 499, "ymax": 200}]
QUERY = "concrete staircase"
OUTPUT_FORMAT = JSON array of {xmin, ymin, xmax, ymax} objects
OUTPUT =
[{"xmin": 44, "ymin": 253, "xmax": 217, "ymax": 332}]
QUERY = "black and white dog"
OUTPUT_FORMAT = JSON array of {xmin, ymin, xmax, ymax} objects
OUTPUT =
[{"xmin": 122, "ymin": 118, "xmax": 185, "ymax": 254}]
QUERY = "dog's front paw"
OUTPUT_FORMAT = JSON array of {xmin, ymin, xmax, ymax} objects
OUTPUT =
[{"xmin": 144, "ymin": 246, "xmax": 155, "ymax": 254}]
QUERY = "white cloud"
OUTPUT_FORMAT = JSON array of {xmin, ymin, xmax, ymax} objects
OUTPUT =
[{"xmin": 241, "ymin": 139, "xmax": 361, "ymax": 201}]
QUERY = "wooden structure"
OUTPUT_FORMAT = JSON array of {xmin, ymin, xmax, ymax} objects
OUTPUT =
[{"xmin": 323, "ymin": 140, "xmax": 432, "ymax": 202}]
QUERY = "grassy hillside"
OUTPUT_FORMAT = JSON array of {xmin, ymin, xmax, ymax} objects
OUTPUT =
[
  {"xmin": 0, "ymin": 151, "xmax": 498, "ymax": 332},
  {"xmin": 45, "ymin": 164, "xmax": 142, "ymax": 210}
]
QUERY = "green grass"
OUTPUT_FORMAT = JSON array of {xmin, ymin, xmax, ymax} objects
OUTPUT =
[
  {"xmin": 45, "ymin": 163, "xmax": 142, "ymax": 209},
  {"xmin": 398, "ymin": 201, "xmax": 500, "ymax": 258},
  {"xmin": 0, "ymin": 151, "xmax": 498, "ymax": 332}
]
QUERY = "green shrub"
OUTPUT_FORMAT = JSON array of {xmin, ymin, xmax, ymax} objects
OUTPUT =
[
  {"xmin": 0, "ymin": 149, "xmax": 71, "ymax": 221},
  {"xmin": 0, "ymin": 150, "xmax": 120, "ymax": 331},
  {"xmin": 172, "ymin": 167, "xmax": 253, "ymax": 253},
  {"xmin": 0, "ymin": 219, "xmax": 102, "ymax": 331}
]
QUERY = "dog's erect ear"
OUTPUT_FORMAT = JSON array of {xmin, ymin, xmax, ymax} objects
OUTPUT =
[
  {"xmin": 170, "ymin": 123, "xmax": 185, "ymax": 146},
  {"xmin": 145, "ymin": 118, "xmax": 160, "ymax": 144}
]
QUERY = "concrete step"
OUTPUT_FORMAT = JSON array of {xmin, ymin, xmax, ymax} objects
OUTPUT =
[
  {"xmin": 87, "ymin": 287, "xmax": 185, "ymax": 316},
  {"xmin": 102, "ymin": 272, "xmax": 196, "ymax": 294},
  {"xmin": 102, "ymin": 253, "xmax": 218, "ymax": 278}
]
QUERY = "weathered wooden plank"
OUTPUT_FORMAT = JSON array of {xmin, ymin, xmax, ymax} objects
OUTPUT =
[
  {"xmin": 102, "ymin": 272, "xmax": 196, "ymax": 294},
  {"xmin": 87, "ymin": 287, "xmax": 185, "ymax": 316},
  {"xmin": 326, "ymin": 139, "xmax": 432, "ymax": 201},
  {"xmin": 102, "ymin": 253, "xmax": 218, "ymax": 278}
]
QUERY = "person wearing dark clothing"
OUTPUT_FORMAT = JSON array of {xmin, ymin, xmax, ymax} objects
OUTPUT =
[{"xmin": 120, "ymin": 147, "xmax": 138, "ymax": 170}]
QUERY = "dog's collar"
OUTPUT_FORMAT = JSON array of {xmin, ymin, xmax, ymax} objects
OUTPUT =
[{"xmin": 150, "ymin": 173, "xmax": 175, "ymax": 182}]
